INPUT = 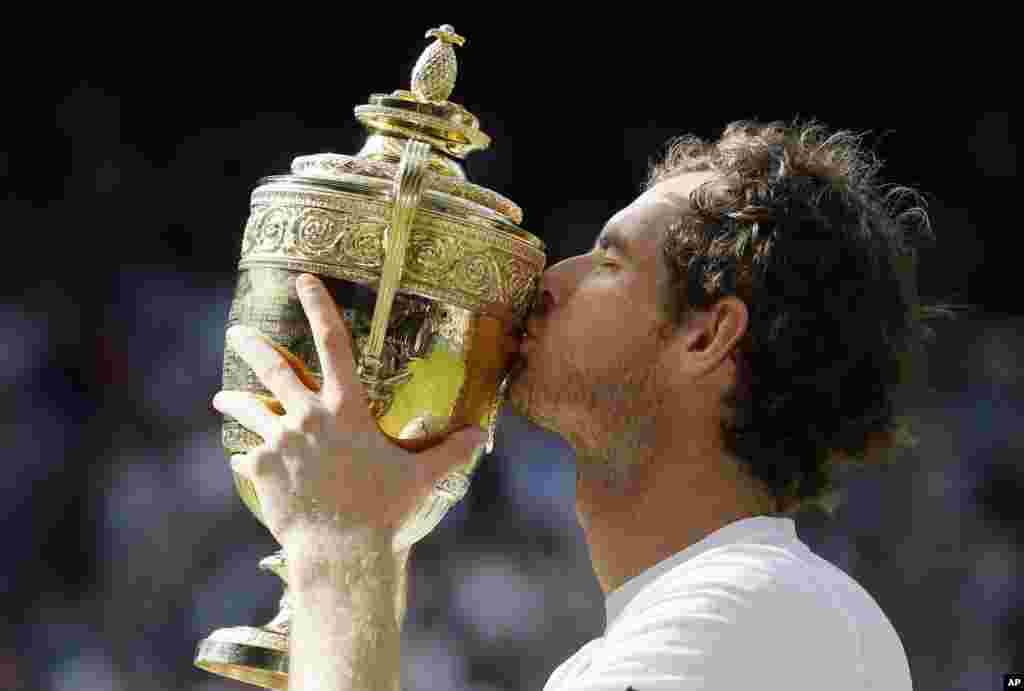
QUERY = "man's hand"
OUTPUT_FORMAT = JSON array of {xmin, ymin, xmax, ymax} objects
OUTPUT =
[{"xmin": 212, "ymin": 273, "xmax": 487, "ymax": 550}]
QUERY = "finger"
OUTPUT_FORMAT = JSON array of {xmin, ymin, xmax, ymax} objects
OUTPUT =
[
  {"xmin": 267, "ymin": 341, "xmax": 321, "ymax": 394},
  {"xmin": 230, "ymin": 453, "xmax": 256, "ymax": 480},
  {"xmin": 250, "ymin": 392, "xmax": 286, "ymax": 416},
  {"xmin": 230, "ymin": 450, "xmax": 284, "ymax": 484},
  {"xmin": 417, "ymin": 426, "xmax": 489, "ymax": 486},
  {"xmin": 213, "ymin": 390, "xmax": 283, "ymax": 439},
  {"xmin": 227, "ymin": 324, "xmax": 315, "ymax": 415},
  {"xmin": 294, "ymin": 274, "xmax": 362, "ymax": 407}
]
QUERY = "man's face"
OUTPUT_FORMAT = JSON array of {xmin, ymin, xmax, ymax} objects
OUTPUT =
[{"xmin": 507, "ymin": 171, "xmax": 717, "ymax": 471}]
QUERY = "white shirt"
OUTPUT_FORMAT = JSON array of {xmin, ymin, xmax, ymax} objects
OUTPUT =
[{"xmin": 543, "ymin": 515, "xmax": 912, "ymax": 690}]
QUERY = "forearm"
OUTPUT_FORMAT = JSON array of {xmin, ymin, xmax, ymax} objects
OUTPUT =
[{"xmin": 286, "ymin": 528, "xmax": 407, "ymax": 691}]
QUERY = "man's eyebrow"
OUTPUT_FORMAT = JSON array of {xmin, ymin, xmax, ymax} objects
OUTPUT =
[{"xmin": 594, "ymin": 226, "xmax": 630, "ymax": 257}]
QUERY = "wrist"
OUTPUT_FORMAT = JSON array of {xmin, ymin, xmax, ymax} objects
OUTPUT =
[
  {"xmin": 284, "ymin": 524, "xmax": 397, "ymax": 592},
  {"xmin": 284, "ymin": 527, "xmax": 406, "ymax": 691}
]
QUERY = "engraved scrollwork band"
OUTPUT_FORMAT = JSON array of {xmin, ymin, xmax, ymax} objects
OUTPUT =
[{"xmin": 238, "ymin": 183, "xmax": 545, "ymax": 322}]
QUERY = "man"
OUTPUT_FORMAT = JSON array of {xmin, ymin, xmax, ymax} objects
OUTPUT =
[{"xmin": 213, "ymin": 120, "xmax": 929, "ymax": 689}]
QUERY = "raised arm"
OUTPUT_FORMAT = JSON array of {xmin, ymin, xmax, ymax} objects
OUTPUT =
[{"xmin": 212, "ymin": 274, "xmax": 486, "ymax": 691}]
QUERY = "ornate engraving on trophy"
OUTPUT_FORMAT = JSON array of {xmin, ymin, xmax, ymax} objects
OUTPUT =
[
  {"xmin": 293, "ymin": 208, "xmax": 344, "ymax": 256},
  {"xmin": 240, "ymin": 186, "xmax": 543, "ymax": 321}
]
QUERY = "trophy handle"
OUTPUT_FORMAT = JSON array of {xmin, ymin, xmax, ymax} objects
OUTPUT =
[{"xmin": 358, "ymin": 138, "xmax": 431, "ymax": 389}]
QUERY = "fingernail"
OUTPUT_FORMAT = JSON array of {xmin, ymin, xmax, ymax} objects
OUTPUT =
[
  {"xmin": 229, "ymin": 454, "xmax": 248, "ymax": 477},
  {"xmin": 296, "ymin": 274, "xmax": 319, "ymax": 294},
  {"xmin": 226, "ymin": 324, "xmax": 252, "ymax": 347}
]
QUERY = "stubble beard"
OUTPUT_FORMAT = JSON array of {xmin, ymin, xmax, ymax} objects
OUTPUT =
[{"xmin": 507, "ymin": 329, "xmax": 668, "ymax": 492}]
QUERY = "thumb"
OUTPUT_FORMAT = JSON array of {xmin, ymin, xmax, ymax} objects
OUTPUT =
[{"xmin": 418, "ymin": 426, "xmax": 489, "ymax": 482}]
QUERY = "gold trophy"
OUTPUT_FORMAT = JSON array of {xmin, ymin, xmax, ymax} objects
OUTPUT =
[{"xmin": 194, "ymin": 24, "xmax": 546, "ymax": 689}]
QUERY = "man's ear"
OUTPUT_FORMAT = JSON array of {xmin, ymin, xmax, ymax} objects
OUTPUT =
[{"xmin": 678, "ymin": 296, "xmax": 748, "ymax": 378}]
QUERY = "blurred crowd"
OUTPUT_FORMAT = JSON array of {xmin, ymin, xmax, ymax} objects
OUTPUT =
[{"xmin": 2, "ymin": 268, "xmax": 1022, "ymax": 690}]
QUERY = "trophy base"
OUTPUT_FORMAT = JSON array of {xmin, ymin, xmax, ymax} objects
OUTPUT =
[{"xmin": 195, "ymin": 626, "xmax": 289, "ymax": 690}]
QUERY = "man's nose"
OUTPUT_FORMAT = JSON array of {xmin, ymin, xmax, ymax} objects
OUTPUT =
[{"xmin": 533, "ymin": 253, "xmax": 589, "ymax": 316}]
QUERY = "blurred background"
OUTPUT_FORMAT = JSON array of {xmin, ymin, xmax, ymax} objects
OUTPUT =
[{"xmin": 3, "ymin": 13, "xmax": 1019, "ymax": 691}]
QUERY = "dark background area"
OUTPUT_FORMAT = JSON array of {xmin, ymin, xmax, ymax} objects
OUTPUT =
[{"xmin": 2, "ymin": 15, "xmax": 1019, "ymax": 691}]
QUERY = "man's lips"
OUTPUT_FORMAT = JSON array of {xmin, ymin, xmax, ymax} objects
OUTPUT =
[
  {"xmin": 504, "ymin": 325, "xmax": 532, "ymax": 358},
  {"xmin": 506, "ymin": 352, "xmax": 528, "ymax": 382},
  {"xmin": 519, "ymin": 330, "xmax": 535, "ymax": 353},
  {"xmin": 511, "ymin": 314, "xmax": 541, "ymax": 355}
]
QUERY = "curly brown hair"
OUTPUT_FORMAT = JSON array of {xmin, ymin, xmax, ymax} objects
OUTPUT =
[{"xmin": 645, "ymin": 119, "xmax": 947, "ymax": 516}]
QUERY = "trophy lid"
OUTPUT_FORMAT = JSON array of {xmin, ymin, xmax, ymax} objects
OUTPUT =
[
  {"xmin": 288, "ymin": 24, "xmax": 524, "ymax": 226},
  {"xmin": 354, "ymin": 25, "xmax": 492, "ymax": 159}
]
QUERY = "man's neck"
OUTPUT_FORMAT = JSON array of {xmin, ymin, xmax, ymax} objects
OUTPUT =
[{"xmin": 574, "ymin": 441, "xmax": 779, "ymax": 595}]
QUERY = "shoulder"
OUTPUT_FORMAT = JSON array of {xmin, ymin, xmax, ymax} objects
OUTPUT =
[
  {"xmin": 607, "ymin": 541, "xmax": 827, "ymax": 644},
  {"xmin": 594, "ymin": 539, "xmax": 910, "ymax": 688},
  {"xmin": 624, "ymin": 538, "xmax": 881, "ymax": 618}
]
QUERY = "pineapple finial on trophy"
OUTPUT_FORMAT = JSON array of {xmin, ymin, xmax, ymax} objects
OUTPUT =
[{"xmin": 411, "ymin": 24, "xmax": 465, "ymax": 103}]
